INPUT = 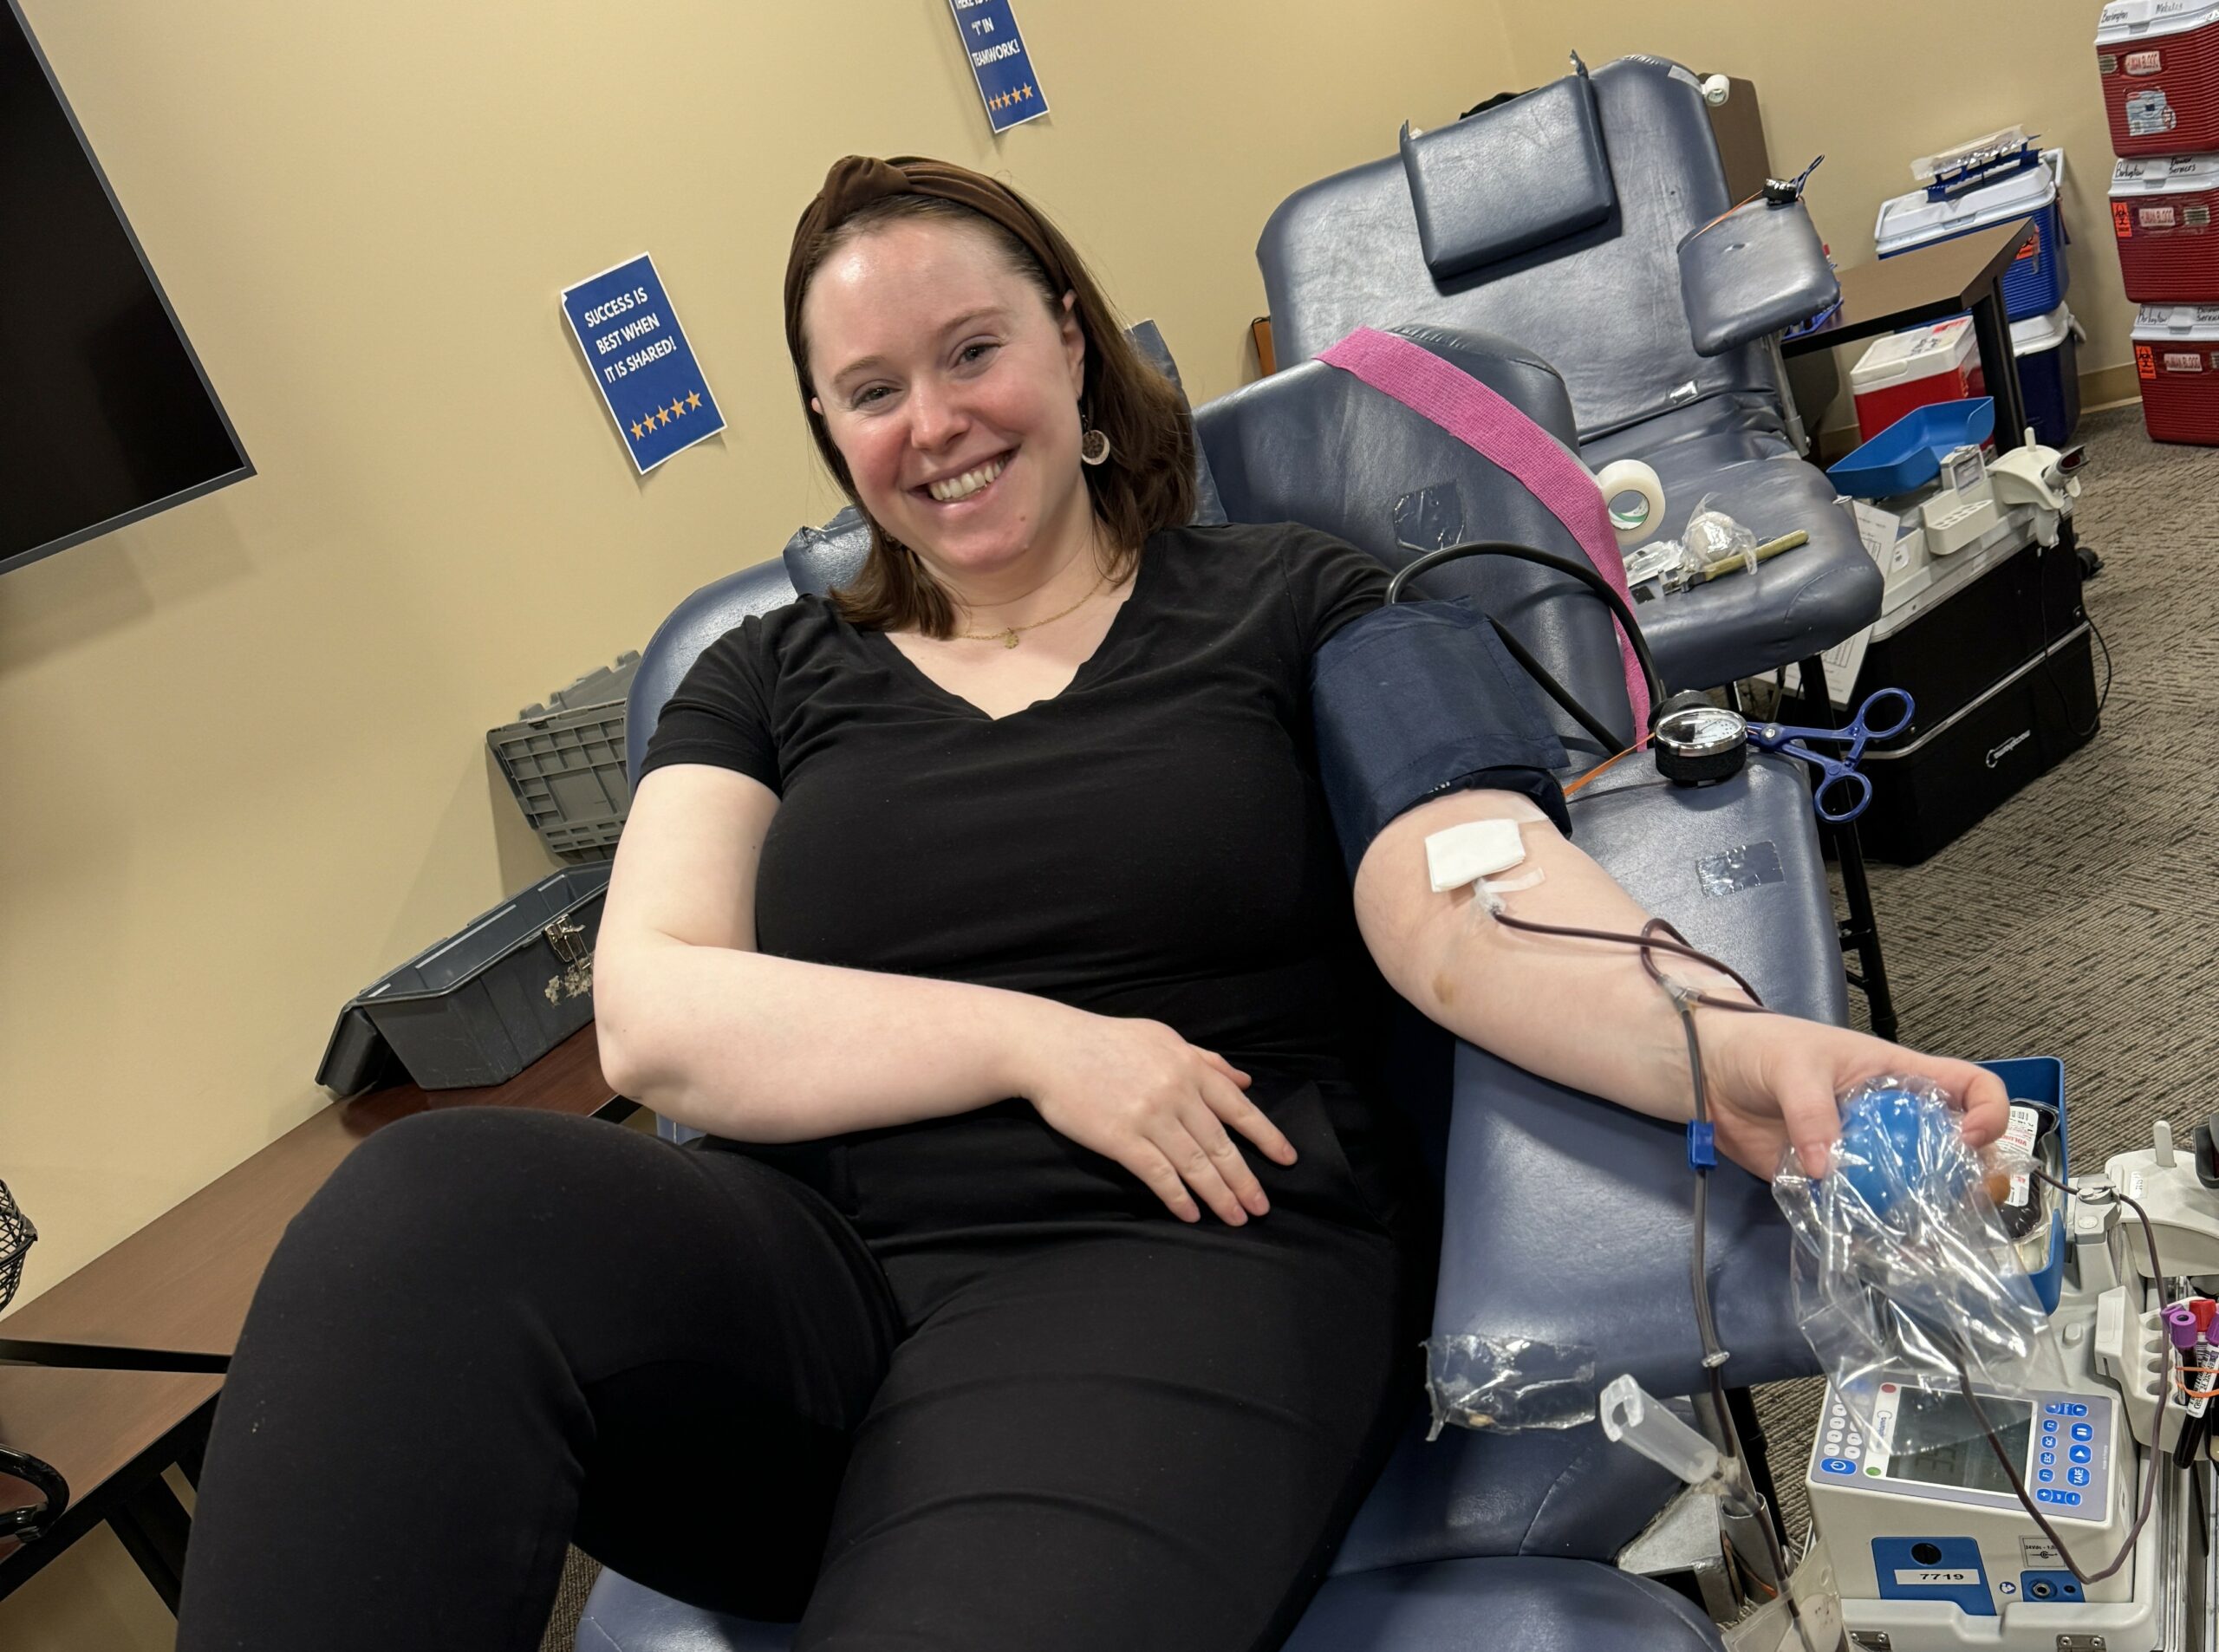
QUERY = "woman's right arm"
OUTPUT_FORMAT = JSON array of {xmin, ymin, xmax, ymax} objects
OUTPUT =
[
  {"xmin": 592, "ymin": 762, "xmax": 1292, "ymax": 1222},
  {"xmin": 595, "ymin": 762, "xmax": 1075, "ymax": 1141}
]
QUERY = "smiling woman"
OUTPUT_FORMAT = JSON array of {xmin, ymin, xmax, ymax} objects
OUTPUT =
[
  {"xmin": 172, "ymin": 151, "xmax": 2004, "ymax": 1652},
  {"xmin": 780, "ymin": 154, "xmax": 1195, "ymax": 641}
]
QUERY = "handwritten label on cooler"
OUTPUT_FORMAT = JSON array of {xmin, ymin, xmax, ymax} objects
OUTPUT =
[
  {"xmin": 562, "ymin": 254, "xmax": 726, "ymax": 474},
  {"xmin": 948, "ymin": 0, "xmax": 1047, "ymax": 133}
]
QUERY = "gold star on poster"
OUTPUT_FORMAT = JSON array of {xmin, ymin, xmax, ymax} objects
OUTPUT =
[
  {"xmin": 629, "ymin": 420, "xmax": 645, "ymax": 439},
  {"xmin": 687, "ymin": 389, "xmax": 702, "ymax": 411},
  {"xmin": 654, "ymin": 406, "xmax": 667, "ymax": 427},
  {"xmin": 1020, "ymin": 83, "xmax": 1033, "ymax": 101}
]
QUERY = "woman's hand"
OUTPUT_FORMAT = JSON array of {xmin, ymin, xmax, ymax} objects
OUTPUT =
[
  {"xmin": 1011, "ymin": 1007, "xmax": 1295, "ymax": 1225},
  {"xmin": 1702, "ymin": 1009, "xmax": 2012, "ymax": 1180}
]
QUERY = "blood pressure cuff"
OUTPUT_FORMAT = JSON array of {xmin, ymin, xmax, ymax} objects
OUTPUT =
[{"xmin": 1311, "ymin": 600, "xmax": 1572, "ymax": 877}]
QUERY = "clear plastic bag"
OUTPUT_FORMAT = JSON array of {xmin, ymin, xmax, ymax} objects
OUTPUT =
[
  {"xmin": 1681, "ymin": 495, "xmax": 1759, "ymax": 578},
  {"xmin": 1623, "ymin": 497, "xmax": 1761, "ymax": 595},
  {"xmin": 1422, "ymin": 1333, "xmax": 1598, "ymax": 1436},
  {"xmin": 1772, "ymin": 1076, "xmax": 2061, "ymax": 1447},
  {"xmin": 1622, "ymin": 536, "xmax": 1694, "ymax": 589}
]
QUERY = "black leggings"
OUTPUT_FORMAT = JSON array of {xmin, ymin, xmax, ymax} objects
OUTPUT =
[{"xmin": 176, "ymin": 1085, "xmax": 1425, "ymax": 1652}]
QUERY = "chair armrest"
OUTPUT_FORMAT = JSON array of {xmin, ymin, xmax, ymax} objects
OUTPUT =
[
  {"xmin": 1429, "ymin": 755, "xmax": 1836, "ymax": 1398},
  {"xmin": 1678, "ymin": 197, "xmax": 1839, "ymax": 359}
]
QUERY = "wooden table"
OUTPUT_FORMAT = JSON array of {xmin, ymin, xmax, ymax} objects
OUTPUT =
[
  {"xmin": 1782, "ymin": 214, "xmax": 2039, "ymax": 452},
  {"xmin": 0, "ymin": 1024, "xmax": 630, "ymax": 1606},
  {"xmin": 0, "ymin": 1366, "xmax": 222, "ymax": 1603}
]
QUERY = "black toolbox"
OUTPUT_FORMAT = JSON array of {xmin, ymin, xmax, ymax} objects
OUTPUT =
[
  {"xmin": 1782, "ymin": 526, "xmax": 2099, "ymax": 865},
  {"xmin": 316, "ymin": 864, "xmax": 612, "ymax": 1096}
]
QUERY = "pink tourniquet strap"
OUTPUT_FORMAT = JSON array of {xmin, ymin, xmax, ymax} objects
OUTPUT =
[{"xmin": 1315, "ymin": 326, "xmax": 1652, "ymax": 733}]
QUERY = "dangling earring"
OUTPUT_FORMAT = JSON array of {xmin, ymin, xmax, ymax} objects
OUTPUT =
[{"xmin": 1078, "ymin": 404, "xmax": 1112, "ymax": 467}]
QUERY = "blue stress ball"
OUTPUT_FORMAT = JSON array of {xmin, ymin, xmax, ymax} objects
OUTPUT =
[{"xmin": 1834, "ymin": 1080, "xmax": 1968, "ymax": 1225}]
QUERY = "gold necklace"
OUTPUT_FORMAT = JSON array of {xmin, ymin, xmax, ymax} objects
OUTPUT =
[{"xmin": 957, "ymin": 575, "xmax": 1106, "ymax": 648}]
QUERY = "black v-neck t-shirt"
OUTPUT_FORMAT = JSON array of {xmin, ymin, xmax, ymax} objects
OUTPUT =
[{"xmin": 640, "ymin": 521, "xmax": 1393, "ymax": 1083}]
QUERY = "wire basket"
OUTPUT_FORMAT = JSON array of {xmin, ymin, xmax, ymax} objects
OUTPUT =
[{"xmin": 0, "ymin": 1179, "xmax": 35, "ymax": 1313}]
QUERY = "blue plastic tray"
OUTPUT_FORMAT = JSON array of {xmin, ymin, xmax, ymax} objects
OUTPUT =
[{"xmin": 1826, "ymin": 397, "xmax": 1994, "ymax": 499}]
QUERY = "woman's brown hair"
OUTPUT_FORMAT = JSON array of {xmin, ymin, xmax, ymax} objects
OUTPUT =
[{"xmin": 784, "ymin": 156, "xmax": 1196, "ymax": 637}]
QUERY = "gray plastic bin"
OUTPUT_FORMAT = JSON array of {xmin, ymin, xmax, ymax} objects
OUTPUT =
[
  {"xmin": 316, "ymin": 864, "xmax": 612, "ymax": 1094},
  {"xmin": 489, "ymin": 654, "xmax": 639, "ymax": 863}
]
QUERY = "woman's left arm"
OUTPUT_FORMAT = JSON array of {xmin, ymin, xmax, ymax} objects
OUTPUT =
[{"xmin": 1351, "ymin": 787, "xmax": 2010, "ymax": 1179}]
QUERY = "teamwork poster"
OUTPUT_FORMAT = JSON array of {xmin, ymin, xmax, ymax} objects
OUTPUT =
[
  {"xmin": 947, "ymin": 0, "xmax": 1047, "ymax": 133},
  {"xmin": 561, "ymin": 254, "xmax": 726, "ymax": 473}
]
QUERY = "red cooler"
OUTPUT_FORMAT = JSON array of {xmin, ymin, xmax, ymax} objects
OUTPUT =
[
  {"xmin": 2133, "ymin": 303, "xmax": 2219, "ymax": 443},
  {"xmin": 2099, "ymin": 0, "xmax": 2219, "ymax": 156},
  {"xmin": 1851, "ymin": 318, "xmax": 1980, "ymax": 441},
  {"xmin": 2112, "ymin": 153, "xmax": 2219, "ymax": 297}
]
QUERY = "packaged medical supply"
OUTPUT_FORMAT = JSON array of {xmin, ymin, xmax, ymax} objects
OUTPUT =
[{"xmin": 1773, "ymin": 1077, "xmax": 2066, "ymax": 1452}]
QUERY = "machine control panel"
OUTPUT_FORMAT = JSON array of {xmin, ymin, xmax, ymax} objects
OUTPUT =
[{"xmin": 1808, "ymin": 1382, "xmax": 2115, "ymax": 1525}]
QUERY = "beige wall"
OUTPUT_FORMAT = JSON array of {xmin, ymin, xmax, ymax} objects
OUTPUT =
[
  {"xmin": 1, "ymin": 3, "xmax": 2124, "ymax": 1642},
  {"xmin": 1495, "ymin": 2, "xmax": 2136, "ymax": 433},
  {"xmin": 0, "ymin": 1, "xmax": 1517, "ymax": 1644}
]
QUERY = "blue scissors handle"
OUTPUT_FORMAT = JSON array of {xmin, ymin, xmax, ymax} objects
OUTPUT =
[
  {"xmin": 1751, "ymin": 687, "xmax": 1911, "ymax": 825},
  {"xmin": 1805, "ymin": 758, "xmax": 1874, "ymax": 823},
  {"xmin": 1845, "ymin": 686, "xmax": 1914, "ymax": 745}
]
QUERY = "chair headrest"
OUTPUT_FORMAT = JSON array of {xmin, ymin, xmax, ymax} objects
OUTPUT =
[{"xmin": 1400, "ymin": 62, "xmax": 1614, "ymax": 280}]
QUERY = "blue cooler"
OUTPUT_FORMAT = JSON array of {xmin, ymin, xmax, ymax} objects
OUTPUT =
[
  {"xmin": 2009, "ymin": 304, "xmax": 2081, "ymax": 449},
  {"xmin": 1877, "ymin": 148, "xmax": 2069, "ymax": 322}
]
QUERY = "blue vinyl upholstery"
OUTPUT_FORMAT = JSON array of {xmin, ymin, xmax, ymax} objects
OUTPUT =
[
  {"xmin": 1400, "ymin": 69, "xmax": 1612, "ymax": 280},
  {"xmin": 588, "ymin": 322, "xmax": 1843, "ymax": 1652},
  {"xmin": 1678, "ymin": 196, "xmax": 1839, "ymax": 359},
  {"xmin": 1255, "ymin": 55, "xmax": 1877, "ymax": 691},
  {"xmin": 1261, "ymin": 57, "xmax": 1769, "ymax": 438},
  {"xmin": 1197, "ymin": 324, "xmax": 1629, "ymax": 761}
]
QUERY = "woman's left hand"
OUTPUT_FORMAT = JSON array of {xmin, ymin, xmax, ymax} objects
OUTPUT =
[{"xmin": 1702, "ymin": 1010, "xmax": 2012, "ymax": 1181}]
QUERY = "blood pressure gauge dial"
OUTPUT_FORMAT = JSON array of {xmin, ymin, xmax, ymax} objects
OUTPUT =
[{"xmin": 1650, "ymin": 692, "xmax": 1749, "ymax": 787}]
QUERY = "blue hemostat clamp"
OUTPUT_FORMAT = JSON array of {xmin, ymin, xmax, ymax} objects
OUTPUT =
[{"xmin": 1748, "ymin": 686, "xmax": 1914, "ymax": 824}]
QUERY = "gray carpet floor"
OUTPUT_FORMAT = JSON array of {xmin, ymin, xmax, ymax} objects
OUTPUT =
[{"xmin": 538, "ymin": 403, "xmax": 2212, "ymax": 1647}]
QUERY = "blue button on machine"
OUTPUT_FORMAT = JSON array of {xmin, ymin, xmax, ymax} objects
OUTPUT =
[
  {"xmin": 2040, "ymin": 1452, "xmax": 2056, "ymax": 1466},
  {"xmin": 2072, "ymin": 1423, "xmax": 2094, "ymax": 1441},
  {"xmin": 2043, "ymin": 1418, "xmax": 2059, "ymax": 1433},
  {"xmin": 2070, "ymin": 1446, "xmax": 2092, "ymax": 1463},
  {"xmin": 2067, "ymin": 1403, "xmax": 2088, "ymax": 1416},
  {"xmin": 1820, "ymin": 1457, "xmax": 1854, "ymax": 1475},
  {"xmin": 2069, "ymin": 1467, "xmax": 2090, "ymax": 1486},
  {"xmin": 2046, "ymin": 1402, "xmax": 2066, "ymax": 1415},
  {"xmin": 2065, "ymin": 1492, "xmax": 2082, "ymax": 1506},
  {"xmin": 2037, "ymin": 1489, "xmax": 2060, "ymax": 1504},
  {"xmin": 2037, "ymin": 1469, "xmax": 2054, "ymax": 1483}
]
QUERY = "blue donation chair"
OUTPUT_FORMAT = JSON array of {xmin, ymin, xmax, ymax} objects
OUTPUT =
[
  {"xmin": 1253, "ymin": 54, "xmax": 1900, "ymax": 1037},
  {"xmin": 579, "ymin": 324, "xmax": 1825, "ymax": 1652}
]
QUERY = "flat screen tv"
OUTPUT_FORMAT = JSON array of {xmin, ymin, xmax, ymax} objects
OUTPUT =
[{"xmin": 2, "ymin": 0, "xmax": 251, "ymax": 578}]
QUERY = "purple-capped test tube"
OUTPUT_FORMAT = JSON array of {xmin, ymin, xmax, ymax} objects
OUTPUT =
[{"xmin": 2166, "ymin": 1304, "xmax": 2202, "ymax": 1350}]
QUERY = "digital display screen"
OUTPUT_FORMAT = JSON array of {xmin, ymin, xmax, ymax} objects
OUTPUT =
[{"xmin": 1884, "ymin": 1391, "xmax": 2033, "ymax": 1497}]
